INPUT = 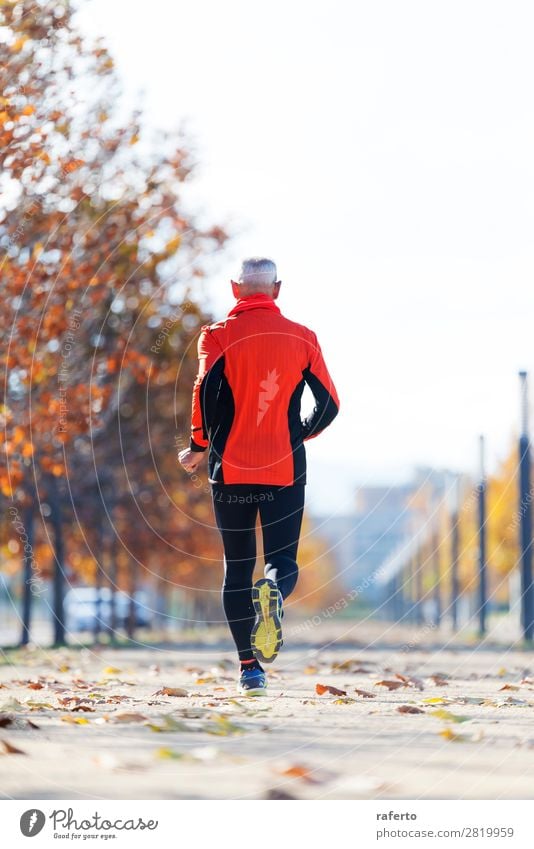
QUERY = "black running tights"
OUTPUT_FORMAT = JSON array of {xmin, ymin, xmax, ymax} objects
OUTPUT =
[{"xmin": 211, "ymin": 484, "xmax": 305, "ymax": 661}]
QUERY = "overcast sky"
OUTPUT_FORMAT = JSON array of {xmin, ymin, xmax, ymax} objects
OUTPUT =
[{"xmin": 77, "ymin": 0, "xmax": 534, "ymax": 514}]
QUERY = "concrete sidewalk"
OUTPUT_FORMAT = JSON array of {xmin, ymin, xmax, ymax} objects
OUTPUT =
[{"xmin": 0, "ymin": 627, "xmax": 533, "ymax": 800}]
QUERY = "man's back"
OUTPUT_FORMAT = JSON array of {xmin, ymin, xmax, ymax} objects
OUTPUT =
[
  {"xmin": 191, "ymin": 293, "xmax": 339, "ymax": 485},
  {"xmin": 181, "ymin": 258, "xmax": 340, "ymax": 688}
]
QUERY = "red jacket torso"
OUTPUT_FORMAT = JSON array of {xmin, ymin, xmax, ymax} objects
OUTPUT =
[{"xmin": 190, "ymin": 294, "xmax": 339, "ymax": 486}]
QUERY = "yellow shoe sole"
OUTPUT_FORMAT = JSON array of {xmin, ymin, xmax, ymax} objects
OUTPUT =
[{"xmin": 251, "ymin": 578, "xmax": 282, "ymax": 664}]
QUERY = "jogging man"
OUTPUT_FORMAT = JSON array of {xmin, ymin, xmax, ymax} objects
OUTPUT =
[{"xmin": 179, "ymin": 258, "xmax": 339, "ymax": 695}]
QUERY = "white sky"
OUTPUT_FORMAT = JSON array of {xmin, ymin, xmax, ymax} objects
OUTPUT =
[{"xmin": 77, "ymin": 0, "xmax": 534, "ymax": 513}]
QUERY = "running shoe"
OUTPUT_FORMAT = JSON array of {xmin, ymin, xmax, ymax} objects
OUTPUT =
[
  {"xmin": 238, "ymin": 664, "xmax": 267, "ymax": 696},
  {"xmin": 251, "ymin": 578, "xmax": 283, "ymax": 664}
]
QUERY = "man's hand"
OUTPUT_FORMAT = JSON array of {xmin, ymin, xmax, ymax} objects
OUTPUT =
[{"xmin": 178, "ymin": 447, "xmax": 205, "ymax": 473}]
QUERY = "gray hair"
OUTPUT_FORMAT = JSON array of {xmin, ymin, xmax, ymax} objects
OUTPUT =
[{"xmin": 237, "ymin": 257, "xmax": 278, "ymax": 292}]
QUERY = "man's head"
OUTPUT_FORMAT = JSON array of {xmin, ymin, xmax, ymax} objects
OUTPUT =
[{"xmin": 231, "ymin": 257, "xmax": 281, "ymax": 300}]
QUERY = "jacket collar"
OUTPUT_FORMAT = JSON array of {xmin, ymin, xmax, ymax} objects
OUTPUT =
[{"xmin": 227, "ymin": 293, "xmax": 281, "ymax": 318}]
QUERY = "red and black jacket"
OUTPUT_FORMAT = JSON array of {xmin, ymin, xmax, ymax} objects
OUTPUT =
[{"xmin": 189, "ymin": 293, "xmax": 340, "ymax": 486}]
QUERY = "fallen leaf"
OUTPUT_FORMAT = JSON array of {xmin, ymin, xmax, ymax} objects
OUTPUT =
[
  {"xmin": 60, "ymin": 715, "xmax": 90, "ymax": 725},
  {"xmin": 102, "ymin": 666, "xmax": 122, "ymax": 675},
  {"xmin": 429, "ymin": 675, "xmax": 449, "ymax": 686},
  {"xmin": 27, "ymin": 682, "xmax": 44, "ymax": 690},
  {"xmin": 395, "ymin": 673, "xmax": 424, "ymax": 691},
  {"xmin": 0, "ymin": 715, "xmax": 14, "ymax": 728},
  {"xmin": 333, "ymin": 697, "xmax": 357, "ymax": 704},
  {"xmin": 421, "ymin": 697, "xmax": 452, "ymax": 705},
  {"xmin": 332, "ymin": 659, "xmax": 371, "ymax": 672},
  {"xmin": 147, "ymin": 715, "xmax": 189, "ymax": 733},
  {"xmin": 499, "ymin": 684, "xmax": 520, "ymax": 692},
  {"xmin": 156, "ymin": 747, "xmax": 185, "ymax": 760},
  {"xmin": 153, "ymin": 687, "xmax": 188, "ymax": 698},
  {"xmin": 278, "ymin": 764, "xmax": 317, "ymax": 783},
  {"xmin": 315, "ymin": 683, "xmax": 347, "ymax": 696},
  {"xmin": 0, "ymin": 739, "xmax": 26, "ymax": 754},
  {"xmin": 397, "ymin": 705, "xmax": 424, "ymax": 714},
  {"xmin": 205, "ymin": 714, "xmax": 246, "ymax": 736},
  {"xmin": 375, "ymin": 680, "xmax": 404, "ymax": 691},
  {"xmin": 111, "ymin": 712, "xmax": 147, "ymax": 723},
  {"xmin": 438, "ymin": 727, "xmax": 467, "ymax": 742},
  {"xmin": 355, "ymin": 689, "xmax": 376, "ymax": 699},
  {"xmin": 431, "ymin": 709, "xmax": 470, "ymax": 723}
]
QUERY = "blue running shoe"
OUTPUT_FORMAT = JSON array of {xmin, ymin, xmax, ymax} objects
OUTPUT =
[{"xmin": 238, "ymin": 665, "xmax": 267, "ymax": 696}]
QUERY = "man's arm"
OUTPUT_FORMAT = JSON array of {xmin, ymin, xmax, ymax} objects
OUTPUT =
[
  {"xmin": 301, "ymin": 331, "xmax": 340, "ymax": 441},
  {"xmin": 179, "ymin": 326, "xmax": 223, "ymax": 472}
]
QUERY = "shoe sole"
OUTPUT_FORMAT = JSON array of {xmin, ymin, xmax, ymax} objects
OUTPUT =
[
  {"xmin": 238, "ymin": 687, "xmax": 268, "ymax": 697},
  {"xmin": 251, "ymin": 578, "xmax": 283, "ymax": 664}
]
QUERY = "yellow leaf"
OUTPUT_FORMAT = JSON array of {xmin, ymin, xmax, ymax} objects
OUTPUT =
[
  {"xmin": 156, "ymin": 748, "xmax": 184, "ymax": 760},
  {"xmin": 165, "ymin": 236, "xmax": 181, "ymax": 254},
  {"xmin": 102, "ymin": 666, "xmax": 122, "ymax": 675},
  {"xmin": 438, "ymin": 727, "xmax": 467, "ymax": 742},
  {"xmin": 10, "ymin": 36, "xmax": 28, "ymax": 53},
  {"xmin": 60, "ymin": 715, "xmax": 89, "ymax": 725},
  {"xmin": 432, "ymin": 709, "xmax": 470, "ymax": 723}
]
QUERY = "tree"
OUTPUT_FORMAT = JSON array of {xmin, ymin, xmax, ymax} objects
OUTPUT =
[{"xmin": 1, "ymin": 0, "xmax": 226, "ymax": 644}]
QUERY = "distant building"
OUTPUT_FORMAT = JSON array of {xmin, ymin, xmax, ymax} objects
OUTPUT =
[{"xmin": 311, "ymin": 468, "xmax": 451, "ymax": 602}]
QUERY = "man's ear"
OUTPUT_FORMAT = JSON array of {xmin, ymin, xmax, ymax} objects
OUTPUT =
[
  {"xmin": 231, "ymin": 280, "xmax": 240, "ymax": 298},
  {"xmin": 272, "ymin": 280, "xmax": 282, "ymax": 300}
]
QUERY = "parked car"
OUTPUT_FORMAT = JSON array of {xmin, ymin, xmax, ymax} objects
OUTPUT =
[
  {"xmin": 115, "ymin": 590, "xmax": 153, "ymax": 628},
  {"xmin": 65, "ymin": 587, "xmax": 153, "ymax": 632}
]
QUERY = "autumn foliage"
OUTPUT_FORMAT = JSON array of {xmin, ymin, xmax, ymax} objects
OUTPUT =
[{"xmin": 0, "ymin": 1, "xmax": 339, "ymax": 645}]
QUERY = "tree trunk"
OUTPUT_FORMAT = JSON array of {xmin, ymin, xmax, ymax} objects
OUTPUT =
[
  {"xmin": 48, "ymin": 474, "xmax": 66, "ymax": 646},
  {"xmin": 20, "ymin": 500, "xmax": 35, "ymax": 647},
  {"xmin": 126, "ymin": 558, "xmax": 137, "ymax": 640},
  {"xmin": 106, "ymin": 532, "xmax": 117, "ymax": 642}
]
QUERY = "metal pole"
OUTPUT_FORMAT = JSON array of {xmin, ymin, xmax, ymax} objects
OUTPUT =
[
  {"xmin": 518, "ymin": 372, "xmax": 534, "ymax": 641},
  {"xmin": 432, "ymin": 528, "xmax": 441, "ymax": 627},
  {"xmin": 478, "ymin": 435, "xmax": 488, "ymax": 635},
  {"xmin": 450, "ymin": 476, "xmax": 460, "ymax": 632},
  {"xmin": 415, "ymin": 546, "xmax": 424, "ymax": 625}
]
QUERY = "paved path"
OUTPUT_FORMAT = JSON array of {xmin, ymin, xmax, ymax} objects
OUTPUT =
[{"xmin": 1, "ymin": 626, "xmax": 533, "ymax": 799}]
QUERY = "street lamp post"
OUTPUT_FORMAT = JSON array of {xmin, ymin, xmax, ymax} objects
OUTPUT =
[
  {"xmin": 432, "ymin": 527, "xmax": 441, "ymax": 627},
  {"xmin": 477, "ymin": 435, "xmax": 488, "ymax": 636},
  {"xmin": 449, "ymin": 473, "xmax": 461, "ymax": 632},
  {"xmin": 518, "ymin": 372, "xmax": 534, "ymax": 641}
]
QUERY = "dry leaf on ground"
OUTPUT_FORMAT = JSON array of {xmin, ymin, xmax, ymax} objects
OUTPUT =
[
  {"xmin": 431, "ymin": 709, "xmax": 470, "ymax": 724},
  {"xmin": 375, "ymin": 680, "xmax": 404, "ymax": 691},
  {"xmin": 397, "ymin": 705, "xmax": 425, "ymax": 714},
  {"xmin": 0, "ymin": 739, "xmax": 26, "ymax": 754},
  {"xmin": 315, "ymin": 683, "xmax": 347, "ymax": 696},
  {"xmin": 395, "ymin": 673, "xmax": 424, "ymax": 691},
  {"xmin": 153, "ymin": 687, "xmax": 188, "ymax": 698},
  {"xmin": 355, "ymin": 688, "xmax": 376, "ymax": 699},
  {"xmin": 111, "ymin": 712, "xmax": 147, "ymax": 723}
]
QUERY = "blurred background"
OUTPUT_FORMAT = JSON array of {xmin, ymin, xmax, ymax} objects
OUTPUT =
[{"xmin": 1, "ymin": 0, "xmax": 534, "ymax": 649}]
